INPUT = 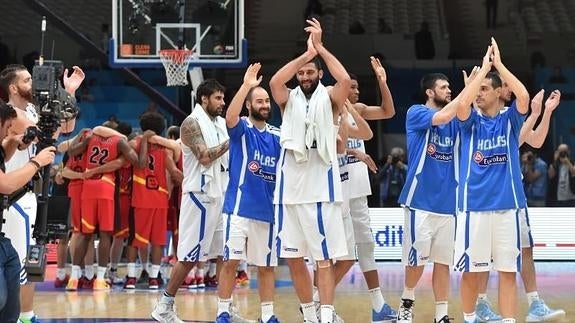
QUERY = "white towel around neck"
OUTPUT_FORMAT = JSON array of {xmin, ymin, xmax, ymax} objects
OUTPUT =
[
  {"xmin": 280, "ymin": 82, "xmax": 336, "ymax": 164},
  {"xmin": 190, "ymin": 103, "xmax": 229, "ymax": 198}
]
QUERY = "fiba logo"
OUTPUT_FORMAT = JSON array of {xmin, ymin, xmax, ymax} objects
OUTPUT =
[
  {"xmin": 473, "ymin": 151, "xmax": 484, "ymax": 163},
  {"xmin": 427, "ymin": 143, "xmax": 437, "ymax": 155},
  {"xmin": 374, "ymin": 225, "xmax": 404, "ymax": 247}
]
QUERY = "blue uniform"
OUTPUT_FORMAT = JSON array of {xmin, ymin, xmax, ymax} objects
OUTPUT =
[
  {"xmin": 223, "ymin": 117, "xmax": 281, "ymax": 223},
  {"xmin": 458, "ymin": 102, "xmax": 526, "ymax": 211},
  {"xmin": 398, "ymin": 104, "xmax": 460, "ymax": 215}
]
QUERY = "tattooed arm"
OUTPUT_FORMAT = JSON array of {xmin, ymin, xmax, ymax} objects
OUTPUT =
[{"xmin": 180, "ymin": 116, "xmax": 229, "ymax": 166}]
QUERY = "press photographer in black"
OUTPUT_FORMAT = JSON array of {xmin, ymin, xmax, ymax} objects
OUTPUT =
[
  {"xmin": 548, "ymin": 144, "xmax": 575, "ymax": 206},
  {"xmin": 0, "ymin": 63, "xmax": 83, "ymax": 323},
  {"xmin": 0, "ymin": 100, "xmax": 55, "ymax": 323}
]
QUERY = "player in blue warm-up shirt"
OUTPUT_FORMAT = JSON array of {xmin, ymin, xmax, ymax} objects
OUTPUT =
[
  {"xmin": 454, "ymin": 38, "xmax": 530, "ymax": 323},
  {"xmin": 395, "ymin": 46, "xmax": 493, "ymax": 323},
  {"xmin": 217, "ymin": 63, "xmax": 282, "ymax": 323}
]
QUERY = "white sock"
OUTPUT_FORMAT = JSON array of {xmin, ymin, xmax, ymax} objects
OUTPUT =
[
  {"xmin": 150, "ymin": 264, "xmax": 161, "ymax": 278},
  {"xmin": 301, "ymin": 302, "xmax": 318, "ymax": 323},
  {"xmin": 401, "ymin": 287, "xmax": 415, "ymax": 300},
  {"xmin": 189, "ymin": 266, "xmax": 197, "ymax": 277},
  {"xmin": 197, "ymin": 268, "xmax": 205, "ymax": 278},
  {"xmin": 312, "ymin": 286, "xmax": 320, "ymax": 303},
  {"xmin": 209, "ymin": 261, "xmax": 217, "ymax": 276},
  {"xmin": 320, "ymin": 305, "xmax": 334, "ymax": 323},
  {"xmin": 161, "ymin": 291, "xmax": 175, "ymax": 304},
  {"xmin": 435, "ymin": 301, "xmax": 448, "ymax": 321},
  {"xmin": 141, "ymin": 262, "xmax": 149, "ymax": 273},
  {"xmin": 20, "ymin": 311, "xmax": 34, "ymax": 320},
  {"xmin": 369, "ymin": 287, "xmax": 385, "ymax": 312},
  {"xmin": 261, "ymin": 302, "xmax": 274, "ymax": 322},
  {"xmin": 526, "ymin": 291, "xmax": 540, "ymax": 306},
  {"xmin": 128, "ymin": 263, "xmax": 137, "ymax": 278},
  {"xmin": 477, "ymin": 293, "xmax": 488, "ymax": 301},
  {"xmin": 463, "ymin": 312, "xmax": 476, "ymax": 322},
  {"xmin": 71, "ymin": 265, "xmax": 81, "ymax": 280},
  {"xmin": 238, "ymin": 261, "xmax": 247, "ymax": 272},
  {"xmin": 501, "ymin": 319, "xmax": 516, "ymax": 323},
  {"xmin": 85, "ymin": 265, "xmax": 95, "ymax": 280},
  {"xmin": 97, "ymin": 266, "xmax": 107, "ymax": 280},
  {"xmin": 217, "ymin": 298, "xmax": 232, "ymax": 316},
  {"xmin": 57, "ymin": 268, "xmax": 67, "ymax": 280}
]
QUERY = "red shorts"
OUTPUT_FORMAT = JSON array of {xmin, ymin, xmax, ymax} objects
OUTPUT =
[
  {"xmin": 114, "ymin": 194, "xmax": 131, "ymax": 238},
  {"xmin": 130, "ymin": 208, "xmax": 167, "ymax": 248},
  {"xmin": 68, "ymin": 184, "xmax": 82, "ymax": 232},
  {"xmin": 81, "ymin": 199, "xmax": 115, "ymax": 233}
]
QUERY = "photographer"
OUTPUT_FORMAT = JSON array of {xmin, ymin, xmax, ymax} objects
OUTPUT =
[
  {"xmin": 0, "ymin": 63, "xmax": 83, "ymax": 323},
  {"xmin": 378, "ymin": 147, "xmax": 407, "ymax": 207},
  {"xmin": 521, "ymin": 150, "xmax": 547, "ymax": 207},
  {"xmin": 0, "ymin": 101, "xmax": 55, "ymax": 323},
  {"xmin": 548, "ymin": 144, "xmax": 575, "ymax": 206}
]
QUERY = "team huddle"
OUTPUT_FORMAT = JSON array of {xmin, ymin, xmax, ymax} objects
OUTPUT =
[{"xmin": 0, "ymin": 18, "xmax": 567, "ymax": 323}]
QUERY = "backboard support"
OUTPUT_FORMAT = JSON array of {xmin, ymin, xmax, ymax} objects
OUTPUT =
[{"xmin": 110, "ymin": 0, "xmax": 246, "ymax": 69}]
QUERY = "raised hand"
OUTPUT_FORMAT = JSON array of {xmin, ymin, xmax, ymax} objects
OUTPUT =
[
  {"xmin": 463, "ymin": 66, "xmax": 480, "ymax": 86},
  {"xmin": 243, "ymin": 63, "xmax": 263, "ymax": 88},
  {"xmin": 63, "ymin": 66, "xmax": 85, "ymax": 95},
  {"xmin": 370, "ymin": 56, "xmax": 387, "ymax": 83},
  {"xmin": 490, "ymin": 38, "xmax": 502, "ymax": 69},
  {"xmin": 482, "ymin": 45, "xmax": 493, "ymax": 69},
  {"xmin": 530, "ymin": 89, "xmax": 545, "ymax": 116},
  {"xmin": 545, "ymin": 89, "xmax": 561, "ymax": 112},
  {"xmin": 304, "ymin": 18, "xmax": 323, "ymax": 50},
  {"xmin": 306, "ymin": 34, "xmax": 318, "ymax": 57}
]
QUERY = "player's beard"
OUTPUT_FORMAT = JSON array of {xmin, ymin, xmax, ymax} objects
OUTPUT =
[
  {"xmin": 18, "ymin": 85, "xmax": 33, "ymax": 103},
  {"xmin": 251, "ymin": 107, "xmax": 270, "ymax": 121},
  {"xmin": 434, "ymin": 96, "xmax": 450, "ymax": 108},
  {"xmin": 300, "ymin": 78, "xmax": 320, "ymax": 96}
]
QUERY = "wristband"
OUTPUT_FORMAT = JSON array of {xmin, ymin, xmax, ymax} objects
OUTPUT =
[{"xmin": 29, "ymin": 159, "xmax": 41, "ymax": 170}]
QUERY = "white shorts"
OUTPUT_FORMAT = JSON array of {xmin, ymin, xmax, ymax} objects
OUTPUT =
[
  {"xmin": 207, "ymin": 213, "xmax": 224, "ymax": 259},
  {"xmin": 2, "ymin": 192, "xmax": 37, "ymax": 285},
  {"xmin": 454, "ymin": 210, "xmax": 521, "ymax": 273},
  {"xmin": 519, "ymin": 208, "xmax": 534, "ymax": 249},
  {"xmin": 223, "ymin": 213, "xmax": 278, "ymax": 267},
  {"xmin": 336, "ymin": 211, "xmax": 356, "ymax": 261},
  {"xmin": 177, "ymin": 192, "xmax": 223, "ymax": 263},
  {"xmin": 276, "ymin": 202, "xmax": 347, "ymax": 261},
  {"xmin": 349, "ymin": 196, "xmax": 373, "ymax": 244},
  {"xmin": 402, "ymin": 208, "xmax": 455, "ymax": 267}
]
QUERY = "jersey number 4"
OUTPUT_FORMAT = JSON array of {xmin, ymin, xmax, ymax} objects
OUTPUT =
[{"xmin": 89, "ymin": 147, "xmax": 110, "ymax": 165}]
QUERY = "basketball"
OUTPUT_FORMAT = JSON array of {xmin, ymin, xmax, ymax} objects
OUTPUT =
[{"xmin": 213, "ymin": 44, "xmax": 225, "ymax": 54}]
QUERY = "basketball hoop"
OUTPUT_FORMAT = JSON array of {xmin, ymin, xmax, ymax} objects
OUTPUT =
[{"xmin": 159, "ymin": 49, "xmax": 194, "ymax": 86}]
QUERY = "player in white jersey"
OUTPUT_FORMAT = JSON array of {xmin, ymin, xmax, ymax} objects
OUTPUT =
[
  {"xmin": 471, "ymin": 79, "xmax": 565, "ymax": 321},
  {"xmin": 0, "ymin": 63, "xmax": 84, "ymax": 323},
  {"xmin": 152, "ymin": 79, "xmax": 230, "ymax": 323},
  {"xmin": 270, "ymin": 18, "xmax": 351, "ymax": 323},
  {"xmin": 455, "ymin": 38, "xmax": 529, "ymax": 323},
  {"xmin": 343, "ymin": 57, "xmax": 398, "ymax": 322},
  {"xmin": 395, "ymin": 47, "xmax": 492, "ymax": 323},
  {"xmin": 215, "ymin": 63, "xmax": 282, "ymax": 323}
]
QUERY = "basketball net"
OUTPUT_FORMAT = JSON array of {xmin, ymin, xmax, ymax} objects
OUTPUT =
[{"xmin": 159, "ymin": 49, "xmax": 194, "ymax": 86}]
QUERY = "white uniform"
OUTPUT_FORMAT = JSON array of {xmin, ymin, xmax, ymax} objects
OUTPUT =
[
  {"xmin": 177, "ymin": 109, "xmax": 229, "ymax": 263},
  {"xmin": 345, "ymin": 114, "xmax": 374, "ymax": 246},
  {"xmin": 2, "ymin": 103, "xmax": 38, "ymax": 284},
  {"xmin": 274, "ymin": 86, "xmax": 347, "ymax": 261},
  {"xmin": 519, "ymin": 207, "xmax": 533, "ymax": 249},
  {"xmin": 336, "ymin": 154, "xmax": 356, "ymax": 261}
]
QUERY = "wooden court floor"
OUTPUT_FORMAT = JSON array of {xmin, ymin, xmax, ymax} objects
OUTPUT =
[{"xmin": 35, "ymin": 262, "xmax": 574, "ymax": 323}]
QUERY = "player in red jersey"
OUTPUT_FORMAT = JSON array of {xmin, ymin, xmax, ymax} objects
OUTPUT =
[
  {"xmin": 66, "ymin": 129, "xmax": 145, "ymax": 290},
  {"xmin": 124, "ymin": 112, "xmax": 183, "ymax": 290}
]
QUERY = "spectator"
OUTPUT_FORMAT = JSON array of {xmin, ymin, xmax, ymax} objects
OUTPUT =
[
  {"xmin": 548, "ymin": 66, "xmax": 568, "ymax": 84},
  {"xmin": 414, "ymin": 21, "xmax": 435, "ymax": 59},
  {"xmin": 486, "ymin": 0, "xmax": 498, "ymax": 29},
  {"xmin": 521, "ymin": 150, "xmax": 547, "ymax": 206},
  {"xmin": 547, "ymin": 144, "xmax": 575, "ymax": 206},
  {"xmin": 378, "ymin": 147, "xmax": 407, "ymax": 207}
]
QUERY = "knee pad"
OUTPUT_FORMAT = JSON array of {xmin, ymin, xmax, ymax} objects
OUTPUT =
[{"xmin": 356, "ymin": 241, "xmax": 377, "ymax": 272}]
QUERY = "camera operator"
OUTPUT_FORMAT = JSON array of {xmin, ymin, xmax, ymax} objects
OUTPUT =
[
  {"xmin": 378, "ymin": 147, "xmax": 407, "ymax": 207},
  {"xmin": 521, "ymin": 150, "xmax": 547, "ymax": 207},
  {"xmin": 0, "ymin": 63, "xmax": 83, "ymax": 323},
  {"xmin": 0, "ymin": 101, "xmax": 55, "ymax": 323},
  {"xmin": 548, "ymin": 144, "xmax": 575, "ymax": 206}
]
